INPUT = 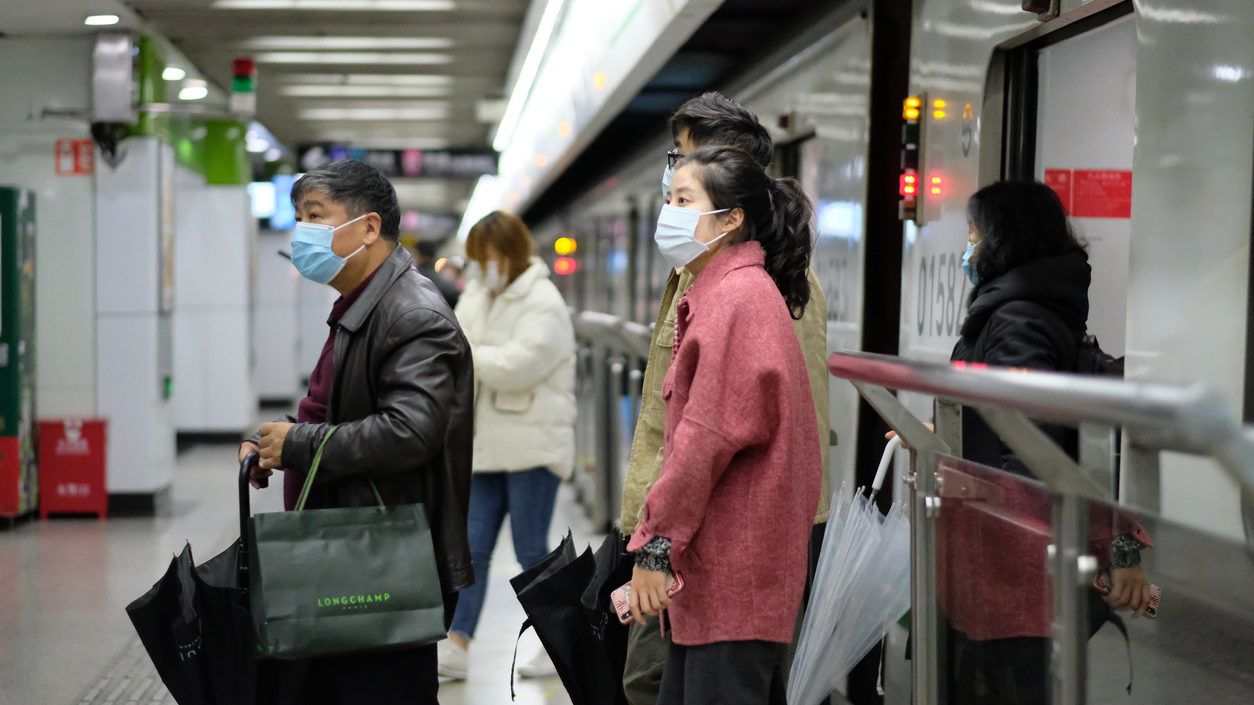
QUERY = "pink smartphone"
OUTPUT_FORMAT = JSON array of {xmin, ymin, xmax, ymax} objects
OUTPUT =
[
  {"xmin": 610, "ymin": 572, "xmax": 685, "ymax": 625},
  {"xmin": 1094, "ymin": 571, "xmax": 1161, "ymax": 618}
]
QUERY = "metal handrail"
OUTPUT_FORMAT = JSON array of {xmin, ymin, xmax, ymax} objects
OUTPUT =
[
  {"xmin": 827, "ymin": 350, "xmax": 1254, "ymax": 494},
  {"xmin": 829, "ymin": 349, "xmax": 1254, "ymax": 705},
  {"xmin": 574, "ymin": 311, "xmax": 653, "ymax": 358}
]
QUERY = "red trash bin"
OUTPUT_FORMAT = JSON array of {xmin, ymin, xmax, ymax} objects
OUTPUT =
[{"xmin": 38, "ymin": 418, "xmax": 108, "ymax": 519}]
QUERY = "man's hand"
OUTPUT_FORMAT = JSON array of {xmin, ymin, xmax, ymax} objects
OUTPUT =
[
  {"xmin": 238, "ymin": 441, "xmax": 272, "ymax": 489},
  {"xmin": 258, "ymin": 422, "xmax": 295, "ymax": 471}
]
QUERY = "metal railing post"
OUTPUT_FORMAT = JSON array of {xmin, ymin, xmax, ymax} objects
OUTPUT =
[
  {"xmin": 1078, "ymin": 422, "xmax": 1118, "ymax": 496},
  {"xmin": 1051, "ymin": 492, "xmax": 1091, "ymax": 705},
  {"xmin": 851, "ymin": 381, "xmax": 949, "ymax": 705}
]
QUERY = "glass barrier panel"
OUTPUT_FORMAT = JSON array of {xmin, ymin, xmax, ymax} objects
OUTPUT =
[
  {"xmin": 1084, "ymin": 495, "xmax": 1254, "ymax": 704},
  {"xmin": 933, "ymin": 453, "xmax": 1056, "ymax": 705}
]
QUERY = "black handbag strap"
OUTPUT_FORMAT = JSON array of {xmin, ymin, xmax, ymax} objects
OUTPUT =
[{"xmin": 510, "ymin": 618, "xmax": 533, "ymax": 701}]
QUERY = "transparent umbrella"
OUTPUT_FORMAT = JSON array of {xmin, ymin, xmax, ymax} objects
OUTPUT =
[{"xmin": 788, "ymin": 437, "xmax": 912, "ymax": 705}]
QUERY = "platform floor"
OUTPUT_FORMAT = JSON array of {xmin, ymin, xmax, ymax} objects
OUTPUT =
[
  {"xmin": 0, "ymin": 440, "xmax": 588, "ymax": 705},
  {"xmin": 5, "ymin": 438, "xmax": 1252, "ymax": 705}
]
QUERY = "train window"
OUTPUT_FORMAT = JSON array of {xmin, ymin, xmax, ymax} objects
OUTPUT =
[{"xmin": 998, "ymin": 3, "xmax": 1136, "ymax": 355}]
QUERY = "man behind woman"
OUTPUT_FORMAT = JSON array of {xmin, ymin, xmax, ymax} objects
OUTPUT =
[
  {"xmin": 620, "ymin": 91, "xmax": 832, "ymax": 705},
  {"xmin": 626, "ymin": 145, "xmax": 823, "ymax": 704}
]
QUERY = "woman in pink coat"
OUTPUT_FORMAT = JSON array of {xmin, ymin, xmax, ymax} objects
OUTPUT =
[{"xmin": 626, "ymin": 145, "xmax": 823, "ymax": 705}]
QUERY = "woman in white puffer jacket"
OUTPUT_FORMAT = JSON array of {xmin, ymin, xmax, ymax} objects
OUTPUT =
[{"xmin": 439, "ymin": 210, "xmax": 576, "ymax": 680}]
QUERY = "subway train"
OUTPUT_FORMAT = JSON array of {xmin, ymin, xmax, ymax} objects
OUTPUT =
[
  {"xmin": 522, "ymin": 0, "xmax": 1252, "ymax": 549},
  {"xmin": 517, "ymin": 3, "xmax": 1252, "ymax": 698}
]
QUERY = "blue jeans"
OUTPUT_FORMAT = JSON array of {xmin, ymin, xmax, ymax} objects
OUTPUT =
[{"xmin": 449, "ymin": 467, "xmax": 561, "ymax": 639}]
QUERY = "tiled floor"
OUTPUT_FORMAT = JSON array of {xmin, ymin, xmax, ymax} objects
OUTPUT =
[{"xmin": 0, "ymin": 441, "xmax": 592, "ymax": 705}]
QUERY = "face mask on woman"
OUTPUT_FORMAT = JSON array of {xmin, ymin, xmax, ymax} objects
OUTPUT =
[
  {"xmin": 483, "ymin": 260, "xmax": 506, "ymax": 292},
  {"xmin": 653, "ymin": 205, "xmax": 730, "ymax": 269},
  {"xmin": 962, "ymin": 241, "xmax": 980, "ymax": 286}
]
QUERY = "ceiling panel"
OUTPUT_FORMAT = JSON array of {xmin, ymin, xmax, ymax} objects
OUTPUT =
[{"xmin": 127, "ymin": 0, "xmax": 531, "ymax": 220}]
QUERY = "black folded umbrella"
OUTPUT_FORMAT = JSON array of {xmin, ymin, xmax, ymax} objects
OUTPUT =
[
  {"xmin": 580, "ymin": 532, "xmax": 634, "ymax": 693},
  {"xmin": 509, "ymin": 531, "xmax": 631, "ymax": 705},
  {"xmin": 126, "ymin": 456, "xmax": 260, "ymax": 705}
]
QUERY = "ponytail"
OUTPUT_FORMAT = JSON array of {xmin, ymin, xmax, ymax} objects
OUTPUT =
[
  {"xmin": 680, "ymin": 145, "xmax": 816, "ymax": 319},
  {"xmin": 765, "ymin": 178, "xmax": 813, "ymax": 319}
]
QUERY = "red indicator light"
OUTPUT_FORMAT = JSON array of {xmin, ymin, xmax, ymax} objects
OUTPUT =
[{"xmin": 554, "ymin": 257, "xmax": 578, "ymax": 275}]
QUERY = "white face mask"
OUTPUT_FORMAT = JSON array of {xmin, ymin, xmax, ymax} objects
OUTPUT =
[
  {"xmin": 661, "ymin": 164, "xmax": 675, "ymax": 198},
  {"xmin": 483, "ymin": 260, "xmax": 505, "ymax": 292},
  {"xmin": 653, "ymin": 205, "xmax": 730, "ymax": 269}
]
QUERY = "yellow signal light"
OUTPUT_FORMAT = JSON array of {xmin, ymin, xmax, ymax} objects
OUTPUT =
[
  {"xmin": 933, "ymin": 98, "xmax": 947, "ymax": 109},
  {"xmin": 554, "ymin": 237, "xmax": 577, "ymax": 256},
  {"xmin": 905, "ymin": 96, "xmax": 922, "ymax": 109},
  {"xmin": 904, "ymin": 108, "xmax": 921, "ymax": 120}
]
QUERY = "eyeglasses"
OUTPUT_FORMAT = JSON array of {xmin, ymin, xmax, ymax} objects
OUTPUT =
[{"xmin": 666, "ymin": 149, "xmax": 682, "ymax": 169}]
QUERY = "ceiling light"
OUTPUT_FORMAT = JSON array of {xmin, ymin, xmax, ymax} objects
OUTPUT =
[
  {"xmin": 243, "ymin": 36, "xmax": 453, "ymax": 50},
  {"xmin": 298, "ymin": 107, "xmax": 449, "ymax": 121},
  {"xmin": 162, "ymin": 67, "xmax": 187, "ymax": 81},
  {"xmin": 247, "ymin": 136, "xmax": 270, "ymax": 153},
  {"xmin": 493, "ymin": 0, "xmax": 567, "ymax": 152},
  {"xmin": 264, "ymin": 148, "xmax": 283, "ymax": 162},
  {"xmin": 179, "ymin": 80, "xmax": 209, "ymax": 101},
  {"xmin": 280, "ymin": 85, "xmax": 449, "ymax": 98},
  {"xmin": 84, "ymin": 14, "xmax": 121, "ymax": 26},
  {"xmin": 255, "ymin": 52, "xmax": 451, "ymax": 65},
  {"xmin": 213, "ymin": 1, "xmax": 456, "ymax": 10},
  {"xmin": 283, "ymin": 73, "xmax": 453, "ymax": 86}
]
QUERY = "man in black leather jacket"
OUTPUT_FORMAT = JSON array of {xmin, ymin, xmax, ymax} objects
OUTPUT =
[{"xmin": 240, "ymin": 160, "xmax": 474, "ymax": 704}]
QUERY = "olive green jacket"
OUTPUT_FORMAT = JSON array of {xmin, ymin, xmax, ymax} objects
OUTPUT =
[{"xmin": 619, "ymin": 267, "xmax": 831, "ymax": 534}]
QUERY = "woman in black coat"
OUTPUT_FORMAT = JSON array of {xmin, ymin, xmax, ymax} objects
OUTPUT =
[{"xmin": 944, "ymin": 181, "xmax": 1153, "ymax": 705}]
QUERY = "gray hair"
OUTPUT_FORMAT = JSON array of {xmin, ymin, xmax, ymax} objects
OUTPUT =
[{"xmin": 290, "ymin": 160, "xmax": 401, "ymax": 240}]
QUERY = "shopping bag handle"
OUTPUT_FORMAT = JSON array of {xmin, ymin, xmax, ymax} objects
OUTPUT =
[
  {"xmin": 292, "ymin": 426, "xmax": 387, "ymax": 511},
  {"xmin": 295, "ymin": 426, "xmax": 338, "ymax": 510}
]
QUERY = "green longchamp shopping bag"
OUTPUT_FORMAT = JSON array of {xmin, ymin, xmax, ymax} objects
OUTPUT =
[{"xmin": 248, "ymin": 427, "xmax": 446, "ymax": 659}]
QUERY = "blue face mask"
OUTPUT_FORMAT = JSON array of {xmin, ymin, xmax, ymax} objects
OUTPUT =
[
  {"xmin": 961, "ymin": 241, "xmax": 980, "ymax": 286},
  {"xmin": 290, "ymin": 214, "xmax": 368, "ymax": 285}
]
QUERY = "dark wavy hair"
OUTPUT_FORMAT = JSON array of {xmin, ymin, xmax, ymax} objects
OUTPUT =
[
  {"xmin": 968, "ymin": 180, "xmax": 1086, "ymax": 292},
  {"xmin": 669, "ymin": 92, "xmax": 773, "ymax": 169},
  {"xmin": 679, "ymin": 146, "xmax": 813, "ymax": 318},
  {"xmin": 290, "ymin": 159, "xmax": 401, "ymax": 240}
]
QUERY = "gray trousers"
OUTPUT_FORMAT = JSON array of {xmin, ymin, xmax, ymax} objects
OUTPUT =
[{"xmin": 658, "ymin": 640, "xmax": 788, "ymax": 705}]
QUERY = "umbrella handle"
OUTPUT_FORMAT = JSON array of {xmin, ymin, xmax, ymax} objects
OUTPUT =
[
  {"xmin": 239, "ymin": 451, "xmax": 260, "ymax": 548},
  {"xmin": 872, "ymin": 436, "xmax": 902, "ymax": 493}
]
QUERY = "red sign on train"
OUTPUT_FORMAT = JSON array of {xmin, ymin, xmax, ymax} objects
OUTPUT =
[
  {"xmin": 1043, "ymin": 169, "xmax": 1073, "ymax": 213},
  {"xmin": 1042, "ymin": 168, "xmax": 1132, "ymax": 219},
  {"xmin": 1072, "ymin": 169, "xmax": 1132, "ymax": 219}
]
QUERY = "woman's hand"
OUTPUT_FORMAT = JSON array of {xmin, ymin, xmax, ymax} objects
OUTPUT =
[
  {"xmin": 628, "ymin": 564, "xmax": 672, "ymax": 625},
  {"xmin": 1102, "ymin": 566, "xmax": 1153, "ymax": 617}
]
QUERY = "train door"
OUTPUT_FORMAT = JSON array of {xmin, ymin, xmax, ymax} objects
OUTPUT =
[
  {"xmin": 1004, "ymin": 9, "xmax": 1137, "ymax": 354},
  {"xmin": 748, "ymin": 13, "xmax": 873, "ymax": 499}
]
